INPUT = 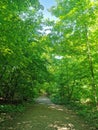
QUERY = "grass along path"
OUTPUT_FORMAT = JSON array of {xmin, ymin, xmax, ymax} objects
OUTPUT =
[{"xmin": 0, "ymin": 96, "xmax": 93, "ymax": 130}]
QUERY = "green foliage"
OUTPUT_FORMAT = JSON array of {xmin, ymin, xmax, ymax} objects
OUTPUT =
[
  {"xmin": 0, "ymin": 104, "xmax": 25, "ymax": 113},
  {"xmin": 0, "ymin": 0, "xmax": 98, "ymax": 129}
]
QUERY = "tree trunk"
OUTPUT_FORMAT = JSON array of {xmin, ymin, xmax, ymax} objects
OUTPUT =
[{"xmin": 85, "ymin": 25, "xmax": 97, "ymax": 105}]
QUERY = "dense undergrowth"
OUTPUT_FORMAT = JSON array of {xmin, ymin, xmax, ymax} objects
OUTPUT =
[
  {"xmin": 0, "ymin": 104, "xmax": 25, "ymax": 113},
  {"xmin": 67, "ymin": 102, "xmax": 98, "ymax": 129},
  {"xmin": 0, "ymin": 103, "xmax": 25, "ymax": 124}
]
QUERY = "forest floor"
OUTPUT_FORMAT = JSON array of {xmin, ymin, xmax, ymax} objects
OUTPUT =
[{"xmin": 0, "ymin": 96, "xmax": 94, "ymax": 130}]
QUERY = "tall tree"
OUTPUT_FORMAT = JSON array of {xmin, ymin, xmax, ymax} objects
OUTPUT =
[
  {"xmin": 49, "ymin": 0, "xmax": 98, "ymax": 104},
  {"xmin": 0, "ymin": 0, "xmax": 49, "ymax": 101}
]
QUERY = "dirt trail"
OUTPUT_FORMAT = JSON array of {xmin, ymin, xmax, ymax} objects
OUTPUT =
[
  {"xmin": 35, "ymin": 96, "xmax": 53, "ymax": 104},
  {"xmin": 0, "ymin": 96, "xmax": 93, "ymax": 130}
]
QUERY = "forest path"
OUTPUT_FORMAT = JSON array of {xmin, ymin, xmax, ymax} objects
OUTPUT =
[{"xmin": 0, "ymin": 96, "xmax": 92, "ymax": 130}]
